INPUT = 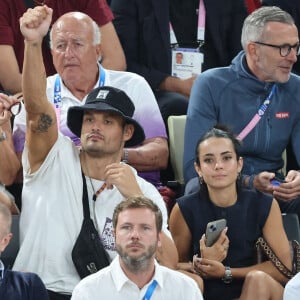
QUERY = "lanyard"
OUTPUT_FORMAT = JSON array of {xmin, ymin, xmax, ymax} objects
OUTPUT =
[
  {"xmin": 53, "ymin": 64, "xmax": 106, "ymax": 128},
  {"xmin": 0, "ymin": 260, "xmax": 4, "ymax": 281},
  {"xmin": 53, "ymin": 64, "xmax": 106, "ymax": 108},
  {"xmin": 170, "ymin": 0, "xmax": 206, "ymax": 45},
  {"xmin": 142, "ymin": 279, "xmax": 158, "ymax": 300},
  {"xmin": 237, "ymin": 84, "xmax": 276, "ymax": 141}
]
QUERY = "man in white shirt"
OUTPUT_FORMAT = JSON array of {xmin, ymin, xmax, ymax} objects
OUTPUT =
[
  {"xmin": 6, "ymin": 6, "xmax": 177, "ymax": 300},
  {"xmin": 72, "ymin": 196, "xmax": 203, "ymax": 300}
]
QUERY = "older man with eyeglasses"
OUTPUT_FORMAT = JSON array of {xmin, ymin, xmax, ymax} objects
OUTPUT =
[{"xmin": 183, "ymin": 6, "xmax": 300, "ymax": 222}]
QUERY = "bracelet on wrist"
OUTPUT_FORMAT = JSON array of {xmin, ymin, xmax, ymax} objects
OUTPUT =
[{"xmin": 122, "ymin": 148, "xmax": 129, "ymax": 164}]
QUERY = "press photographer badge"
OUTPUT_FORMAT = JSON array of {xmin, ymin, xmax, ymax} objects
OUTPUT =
[{"xmin": 171, "ymin": 48, "xmax": 203, "ymax": 79}]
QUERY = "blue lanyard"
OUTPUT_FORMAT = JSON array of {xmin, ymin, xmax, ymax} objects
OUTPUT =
[
  {"xmin": 0, "ymin": 260, "xmax": 4, "ymax": 281},
  {"xmin": 53, "ymin": 64, "xmax": 106, "ymax": 107},
  {"xmin": 142, "ymin": 279, "xmax": 158, "ymax": 300},
  {"xmin": 257, "ymin": 84, "xmax": 276, "ymax": 116}
]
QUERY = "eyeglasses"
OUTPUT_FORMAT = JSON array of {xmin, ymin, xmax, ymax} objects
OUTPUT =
[
  {"xmin": 8, "ymin": 102, "xmax": 22, "ymax": 116},
  {"xmin": 254, "ymin": 41, "xmax": 300, "ymax": 57}
]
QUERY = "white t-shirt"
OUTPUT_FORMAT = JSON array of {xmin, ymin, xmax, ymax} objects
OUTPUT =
[
  {"xmin": 71, "ymin": 256, "xmax": 203, "ymax": 300},
  {"xmin": 13, "ymin": 134, "xmax": 170, "ymax": 295}
]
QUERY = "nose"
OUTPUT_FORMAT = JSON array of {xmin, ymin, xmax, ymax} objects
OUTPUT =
[
  {"xmin": 130, "ymin": 227, "xmax": 140, "ymax": 239},
  {"xmin": 286, "ymin": 48, "xmax": 298, "ymax": 63},
  {"xmin": 64, "ymin": 44, "xmax": 75, "ymax": 58},
  {"xmin": 214, "ymin": 159, "xmax": 224, "ymax": 170}
]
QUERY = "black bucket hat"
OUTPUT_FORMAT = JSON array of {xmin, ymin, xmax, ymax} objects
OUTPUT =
[{"xmin": 67, "ymin": 86, "xmax": 145, "ymax": 147}]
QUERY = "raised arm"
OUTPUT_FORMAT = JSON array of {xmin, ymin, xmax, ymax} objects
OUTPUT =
[{"xmin": 20, "ymin": 6, "xmax": 57, "ymax": 172}]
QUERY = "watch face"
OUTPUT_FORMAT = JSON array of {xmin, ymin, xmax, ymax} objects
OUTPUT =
[{"xmin": 223, "ymin": 267, "xmax": 232, "ymax": 283}]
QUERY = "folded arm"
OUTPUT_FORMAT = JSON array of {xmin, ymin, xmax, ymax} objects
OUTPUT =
[{"xmin": 123, "ymin": 137, "xmax": 169, "ymax": 171}]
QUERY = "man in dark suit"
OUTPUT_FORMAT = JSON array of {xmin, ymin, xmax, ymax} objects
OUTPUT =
[
  {"xmin": 110, "ymin": 0, "xmax": 248, "ymax": 124},
  {"xmin": 110, "ymin": 0, "xmax": 190, "ymax": 127}
]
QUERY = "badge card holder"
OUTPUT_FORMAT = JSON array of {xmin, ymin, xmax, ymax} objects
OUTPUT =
[
  {"xmin": 171, "ymin": 48, "xmax": 203, "ymax": 79},
  {"xmin": 170, "ymin": 0, "xmax": 205, "ymax": 79}
]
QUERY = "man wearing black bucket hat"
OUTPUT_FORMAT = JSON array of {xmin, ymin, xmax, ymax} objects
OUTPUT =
[
  {"xmin": 10, "ymin": 6, "xmax": 177, "ymax": 300},
  {"xmin": 0, "ymin": 5, "xmax": 169, "ymax": 212},
  {"xmin": 9, "ymin": 5, "xmax": 168, "ymax": 188}
]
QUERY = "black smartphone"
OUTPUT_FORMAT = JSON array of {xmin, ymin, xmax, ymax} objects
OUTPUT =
[{"xmin": 205, "ymin": 219, "xmax": 227, "ymax": 247}]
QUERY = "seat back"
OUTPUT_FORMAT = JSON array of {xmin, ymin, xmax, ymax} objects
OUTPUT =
[
  {"xmin": 2, "ymin": 215, "xmax": 20, "ymax": 269},
  {"xmin": 167, "ymin": 115, "xmax": 186, "ymax": 185},
  {"xmin": 282, "ymin": 213, "xmax": 300, "ymax": 242}
]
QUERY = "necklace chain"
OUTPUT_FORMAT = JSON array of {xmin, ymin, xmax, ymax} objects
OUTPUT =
[
  {"xmin": 88, "ymin": 176, "xmax": 107, "ymax": 201},
  {"xmin": 82, "ymin": 151, "xmax": 106, "ymax": 201}
]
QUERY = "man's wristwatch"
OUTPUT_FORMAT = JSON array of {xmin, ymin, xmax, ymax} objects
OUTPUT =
[
  {"xmin": 0, "ymin": 131, "xmax": 6, "ymax": 142},
  {"xmin": 222, "ymin": 266, "xmax": 232, "ymax": 283}
]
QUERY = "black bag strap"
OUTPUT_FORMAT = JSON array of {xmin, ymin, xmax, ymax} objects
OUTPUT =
[
  {"xmin": 81, "ymin": 171, "xmax": 92, "ymax": 220},
  {"xmin": 23, "ymin": 0, "xmax": 35, "ymax": 8}
]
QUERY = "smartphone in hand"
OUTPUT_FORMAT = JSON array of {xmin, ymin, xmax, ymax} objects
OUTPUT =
[
  {"xmin": 205, "ymin": 219, "xmax": 227, "ymax": 247},
  {"xmin": 270, "ymin": 177, "xmax": 286, "ymax": 186}
]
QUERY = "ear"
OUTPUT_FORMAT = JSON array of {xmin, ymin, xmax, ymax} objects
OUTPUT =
[
  {"xmin": 247, "ymin": 42, "xmax": 259, "ymax": 60},
  {"xmin": 157, "ymin": 231, "xmax": 163, "ymax": 249},
  {"xmin": 123, "ymin": 124, "xmax": 134, "ymax": 143},
  {"xmin": 194, "ymin": 162, "xmax": 202, "ymax": 177},
  {"xmin": 237, "ymin": 157, "xmax": 243, "ymax": 173},
  {"xmin": 96, "ymin": 44, "xmax": 102, "ymax": 61},
  {"xmin": 0, "ymin": 233, "xmax": 12, "ymax": 253}
]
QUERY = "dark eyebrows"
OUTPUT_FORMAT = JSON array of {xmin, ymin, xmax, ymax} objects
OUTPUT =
[{"xmin": 203, "ymin": 151, "xmax": 233, "ymax": 157}]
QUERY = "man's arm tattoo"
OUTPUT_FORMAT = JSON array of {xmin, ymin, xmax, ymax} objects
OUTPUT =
[{"xmin": 32, "ymin": 113, "xmax": 54, "ymax": 133}]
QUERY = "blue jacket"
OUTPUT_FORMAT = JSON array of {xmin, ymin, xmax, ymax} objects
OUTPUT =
[
  {"xmin": 184, "ymin": 50, "xmax": 300, "ymax": 182},
  {"xmin": 0, "ymin": 269, "xmax": 48, "ymax": 300}
]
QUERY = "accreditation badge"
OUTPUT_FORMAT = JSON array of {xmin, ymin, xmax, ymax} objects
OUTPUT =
[{"xmin": 171, "ymin": 48, "xmax": 204, "ymax": 79}]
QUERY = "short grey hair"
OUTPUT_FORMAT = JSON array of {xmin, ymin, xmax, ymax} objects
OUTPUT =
[
  {"xmin": 49, "ymin": 14, "xmax": 101, "ymax": 49},
  {"xmin": 241, "ymin": 6, "xmax": 295, "ymax": 50}
]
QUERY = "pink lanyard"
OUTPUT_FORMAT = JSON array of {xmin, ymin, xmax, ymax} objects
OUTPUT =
[
  {"xmin": 170, "ymin": 0, "xmax": 206, "ymax": 45},
  {"xmin": 237, "ymin": 84, "xmax": 276, "ymax": 141}
]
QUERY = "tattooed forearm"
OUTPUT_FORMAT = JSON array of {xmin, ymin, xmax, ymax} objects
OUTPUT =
[{"xmin": 32, "ymin": 113, "xmax": 54, "ymax": 133}]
